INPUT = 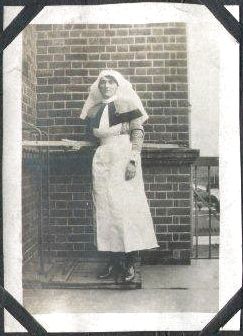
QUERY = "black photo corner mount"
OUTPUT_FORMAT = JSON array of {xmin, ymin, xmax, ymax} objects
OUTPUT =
[{"xmin": 0, "ymin": 0, "xmax": 242, "ymax": 335}]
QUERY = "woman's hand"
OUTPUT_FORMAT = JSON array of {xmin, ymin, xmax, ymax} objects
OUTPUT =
[
  {"xmin": 125, "ymin": 161, "xmax": 136, "ymax": 180},
  {"xmin": 71, "ymin": 141, "xmax": 95, "ymax": 151},
  {"xmin": 72, "ymin": 143, "xmax": 82, "ymax": 151}
]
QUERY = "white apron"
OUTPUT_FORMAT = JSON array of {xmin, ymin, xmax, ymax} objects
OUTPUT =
[{"xmin": 92, "ymin": 106, "xmax": 159, "ymax": 252}]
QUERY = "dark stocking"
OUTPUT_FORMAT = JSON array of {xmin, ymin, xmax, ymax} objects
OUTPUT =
[
  {"xmin": 109, "ymin": 252, "xmax": 124, "ymax": 267},
  {"xmin": 125, "ymin": 251, "xmax": 138, "ymax": 268}
]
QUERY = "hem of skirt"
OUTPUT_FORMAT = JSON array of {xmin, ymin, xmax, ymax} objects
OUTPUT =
[{"xmin": 97, "ymin": 243, "xmax": 159, "ymax": 253}]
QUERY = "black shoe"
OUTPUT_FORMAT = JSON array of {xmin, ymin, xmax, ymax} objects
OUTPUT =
[
  {"xmin": 124, "ymin": 265, "xmax": 135, "ymax": 282},
  {"xmin": 97, "ymin": 264, "xmax": 114, "ymax": 279}
]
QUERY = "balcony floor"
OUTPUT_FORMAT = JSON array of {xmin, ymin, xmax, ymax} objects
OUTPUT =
[{"xmin": 23, "ymin": 259, "xmax": 218, "ymax": 315}]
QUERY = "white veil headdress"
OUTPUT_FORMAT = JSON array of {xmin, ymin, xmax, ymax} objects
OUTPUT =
[{"xmin": 80, "ymin": 69, "xmax": 148, "ymax": 124}]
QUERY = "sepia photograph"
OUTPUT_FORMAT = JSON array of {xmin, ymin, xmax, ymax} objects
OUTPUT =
[{"xmin": 3, "ymin": 3, "xmax": 241, "ymax": 333}]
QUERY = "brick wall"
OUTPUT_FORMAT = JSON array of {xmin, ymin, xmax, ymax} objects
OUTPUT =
[
  {"xmin": 22, "ymin": 26, "xmax": 37, "ymax": 141},
  {"xmin": 42, "ymin": 153, "xmax": 94, "ymax": 260},
  {"xmin": 22, "ymin": 26, "xmax": 40, "ymax": 265},
  {"xmin": 143, "ymin": 165, "xmax": 191, "ymax": 263},
  {"xmin": 35, "ymin": 23, "xmax": 189, "ymax": 145},
  {"xmin": 22, "ymin": 23, "xmax": 192, "ymax": 264},
  {"xmin": 41, "ymin": 153, "xmax": 192, "ymax": 264}
]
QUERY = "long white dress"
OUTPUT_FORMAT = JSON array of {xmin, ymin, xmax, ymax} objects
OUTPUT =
[{"xmin": 92, "ymin": 105, "xmax": 159, "ymax": 252}]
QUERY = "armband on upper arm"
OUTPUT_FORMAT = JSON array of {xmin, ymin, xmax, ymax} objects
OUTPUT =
[
  {"xmin": 129, "ymin": 117, "xmax": 145, "ymax": 163},
  {"xmin": 130, "ymin": 128, "xmax": 144, "ymax": 164}
]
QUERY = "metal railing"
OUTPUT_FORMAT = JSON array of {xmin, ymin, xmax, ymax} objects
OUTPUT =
[
  {"xmin": 22, "ymin": 122, "xmax": 49, "ymax": 275},
  {"xmin": 192, "ymin": 157, "xmax": 219, "ymax": 259}
]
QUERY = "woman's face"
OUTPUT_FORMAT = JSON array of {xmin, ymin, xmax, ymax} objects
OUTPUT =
[{"xmin": 98, "ymin": 76, "xmax": 118, "ymax": 99}]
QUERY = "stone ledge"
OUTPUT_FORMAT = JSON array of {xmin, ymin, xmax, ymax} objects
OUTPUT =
[
  {"xmin": 142, "ymin": 147, "xmax": 200, "ymax": 166},
  {"xmin": 23, "ymin": 141, "xmax": 200, "ymax": 166}
]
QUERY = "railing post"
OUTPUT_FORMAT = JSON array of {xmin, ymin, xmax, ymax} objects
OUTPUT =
[
  {"xmin": 208, "ymin": 165, "xmax": 212, "ymax": 259},
  {"xmin": 194, "ymin": 165, "xmax": 199, "ymax": 259},
  {"xmin": 39, "ymin": 132, "xmax": 45, "ymax": 276}
]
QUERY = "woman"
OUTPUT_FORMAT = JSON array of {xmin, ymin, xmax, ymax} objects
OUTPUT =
[{"xmin": 80, "ymin": 70, "xmax": 158, "ymax": 283}]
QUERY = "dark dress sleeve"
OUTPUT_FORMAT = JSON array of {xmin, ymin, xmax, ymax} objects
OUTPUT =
[{"xmin": 86, "ymin": 117, "xmax": 99, "ymax": 146}]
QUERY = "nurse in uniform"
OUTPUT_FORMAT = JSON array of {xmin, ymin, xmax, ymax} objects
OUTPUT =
[{"xmin": 80, "ymin": 70, "xmax": 158, "ymax": 283}]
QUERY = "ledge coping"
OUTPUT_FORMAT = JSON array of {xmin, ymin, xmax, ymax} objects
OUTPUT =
[{"xmin": 23, "ymin": 141, "xmax": 200, "ymax": 166}]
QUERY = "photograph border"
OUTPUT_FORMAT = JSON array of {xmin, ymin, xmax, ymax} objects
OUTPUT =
[{"xmin": 0, "ymin": 1, "xmax": 242, "ymax": 335}]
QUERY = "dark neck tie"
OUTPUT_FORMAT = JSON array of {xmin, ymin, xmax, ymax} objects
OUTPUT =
[{"xmin": 93, "ymin": 103, "xmax": 107, "ymax": 128}]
